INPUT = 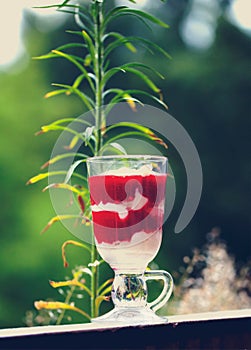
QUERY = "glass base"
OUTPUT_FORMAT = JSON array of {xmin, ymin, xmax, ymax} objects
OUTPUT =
[{"xmin": 92, "ymin": 307, "xmax": 168, "ymax": 326}]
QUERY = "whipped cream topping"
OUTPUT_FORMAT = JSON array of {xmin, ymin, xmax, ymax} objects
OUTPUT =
[{"xmin": 104, "ymin": 164, "xmax": 158, "ymax": 176}]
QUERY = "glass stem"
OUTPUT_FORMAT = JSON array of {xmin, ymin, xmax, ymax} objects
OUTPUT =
[{"xmin": 112, "ymin": 273, "xmax": 148, "ymax": 309}]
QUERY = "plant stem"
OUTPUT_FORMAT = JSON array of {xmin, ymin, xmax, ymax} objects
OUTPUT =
[
  {"xmin": 94, "ymin": 0, "xmax": 105, "ymax": 155},
  {"xmin": 91, "ymin": 0, "xmax": 105, "ymax": 319},
  {"xmin": 56, "ymin": 286, "xmax": 76, "ymax": 325}
]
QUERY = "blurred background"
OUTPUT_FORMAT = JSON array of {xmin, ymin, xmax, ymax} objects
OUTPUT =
[{"xmin": 0, "ymin": 0, "xmax": 250, "ymax": 328}]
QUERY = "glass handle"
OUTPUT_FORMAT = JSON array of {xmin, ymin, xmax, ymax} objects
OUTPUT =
[{"xmin": 144, "ymin": 270, "xmax": 173, "ymax": 312}]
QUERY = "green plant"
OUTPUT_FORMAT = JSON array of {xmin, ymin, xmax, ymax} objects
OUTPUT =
[{"xmin": 27, "ymin": 0, "xmax": 170, "ymax": 323}]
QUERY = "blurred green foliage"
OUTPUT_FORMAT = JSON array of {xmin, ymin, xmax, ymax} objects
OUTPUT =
[{"xmin": 0, "ymin": 1, "xmax": 250, "ymax": 328}]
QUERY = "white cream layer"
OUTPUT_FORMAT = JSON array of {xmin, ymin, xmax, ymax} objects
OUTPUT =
[
  {"xmin": 104, "ymin": 164, "xmax": 157, "ymax": 176},
  {"xmin": 91, "ymin": 188, "xmax": 148, "ymax": 219},
  {"xmin": 96, "ymin": 230, "xmax": 161, "ymax": 248}
]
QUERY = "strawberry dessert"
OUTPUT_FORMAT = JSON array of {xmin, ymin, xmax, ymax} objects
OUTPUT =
[{"xmin": 88, "ymin": 166, "xmax": 167, "ymax": 272}]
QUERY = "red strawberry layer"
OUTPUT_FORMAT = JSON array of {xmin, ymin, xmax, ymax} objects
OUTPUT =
[{"xmin": 88, "ymin": 174, "xmax": 167, "ymax": 244}]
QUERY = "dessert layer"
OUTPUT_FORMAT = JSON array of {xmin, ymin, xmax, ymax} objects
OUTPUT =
[
  {"xmin": 88, "ymin": 173, "xmax": 167, "ymax": 244},
  {"xmin": 96, "ymin": 230, "xmax": 162, "ymax": 272}
]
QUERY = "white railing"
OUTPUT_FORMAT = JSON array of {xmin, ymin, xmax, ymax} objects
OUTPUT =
[{"xmin": 0, "ymin": 309, "xmax": 250, "ymax": 349}]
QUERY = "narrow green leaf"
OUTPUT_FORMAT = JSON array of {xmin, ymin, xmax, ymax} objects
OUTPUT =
[
  {"xmin": 41, "ymin": 214, "xmax": 89, "ymax": 234},
  {"xmin": 121, "ymin": 62, "xmax": 165, "ymax": 79},
  {"xmin": 43, "ymin": 183, "xmax": 84, "ymax": 195},
  {"xmin": 38, "ymin": 120, "xmax": 95, "ymax": 154},
  {"xmin": 104, "ymin": 7, "xmax": 169, "ymax": 29},
  {"xmin": 52, "ymin": 83, "xmax": 95, "ymax": 110},
  {"xmin": 99, "ymin": 285, "xmax": 113, "ymax": 297},
  {"xmin": 84, "ymin": 54, "xmax": 92, "ymax": 67},
  {"xmin": 43, "ymin": 117, "xmax": 93, "ymax": 128},
  {"xmin": 64, "ymin": 159, "xmax": 87, "ymax": 184},
  {"xmin": 44, "ymin": 89, "xmax": 68, "ymax": 99},
  {"xmin": 65, "ymin": 30, "xmax": 83, "ymax": 37},
  {"xmin": 123, "ymin": 9, "xmax": 169, "ymax": 28},
  {"xmin": 105, "ymin": 121, "xmax": 155, "ymax": 135},
  {"xmin": 102, "ymin": 131, "xmax": 152, "ymax": 147},
  {"xmin": 134, "ymin": 37, "xmax": 172, "ymax": 60},
  {"xmin": 33, "ymin": 52, "xmax": 58, "ymax": 60},
  {"xmin": 102, "ymin": 6, "xmax": 130, "ymax": 26},
  {"xmin": 51, "ymin": 50, "xmax": 95, "ymax": 92},
  {"xmin": 33, "ymin": 2, "xmax": 82, "ymax": 11},
  {"xmin": 112, "ymin": 36, "xmax": 171, "ymax": 60},
  {"xmin": 122, "ymin": 67, "xmax": 161, "ymax": 93},
  {"xmin": 103, "ymin": 122, "xmax": 168, "ymax": 149},
  {"xmin": 104, "ymin": 88, "xmax": 168, "ymax": 110},
  {"xmin": 27, "ymin": 171, "xmax": 86, "ymax": 185},
  {"xmin": 97, "ymin": 278, "xmax": 114, "ymax": 295},
  {"xmin": 103, "ymin": 32, "xmax": 137, "ymax": 56},
  {"xmin": 54, "ymin": 42, "xmax": 86, "ymax": 51},
  {"xmin": 102, "ymin": 131, "xmax": 167, "ymax": 152},
  {"xmin": 50, "ymin": 279, "xmax": 92, "ymax": 296},
  {"xmin": 41, "ymin": 153, "xmax": 87, "ymax": 169},
  {"xmin": 34, "ymin": 300, "xmax": 91, "ymax": 321},
  {"xmin": 26, "ymin": 171, "xmax": 62, "ymax": 185},
  {"xmin": 103, "ymin": 66, "xmax": 161, "ymax": 93},
  {"xmin": 37, "ymin": 123, "xmax": 84, "ymax": 139},
  {"xmin": 95, "ymin": 296, "xmax": 110, "ymax": 315},
  {"xmin": 105, "ymin": 93, "xmax": 142, "ymax": 113},
  {"xmin": 101, "ymin": 142, "xmax": 127, "ymax": 155},
  {"xmin": 74, "ymin": 6, "xmax": 93, "ymax": 33},
  {"xmin": 102, "ymin": 67, "xmax": 126, "ymax": 87},
  {"xmin": 62, "ymin": 240, "xmax": 92, "ymax": 266},
  {"xmin": 81, "ymin": 30, "xmax": 95, "ymax": 62},
  {"xmin": 64, "ymin": 135, "xmax": 80, "ymax": 150},
  {"xmin": 83, "ymin": 126, "xmax": 95, "ymax": 146},
  {"xmin": 72, "ymin": 74, "xmax": 86, "ymax": 88}
]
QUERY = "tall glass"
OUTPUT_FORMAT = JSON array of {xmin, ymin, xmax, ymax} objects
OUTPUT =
[{"xmin": 87, "ymin": 155, "xmax": 173, "ymax": 325}]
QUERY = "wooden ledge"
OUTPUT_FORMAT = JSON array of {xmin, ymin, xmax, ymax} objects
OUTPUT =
[{"xmin": 0, "ymin": 309, "xmax": 250, "ymax": 349}]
